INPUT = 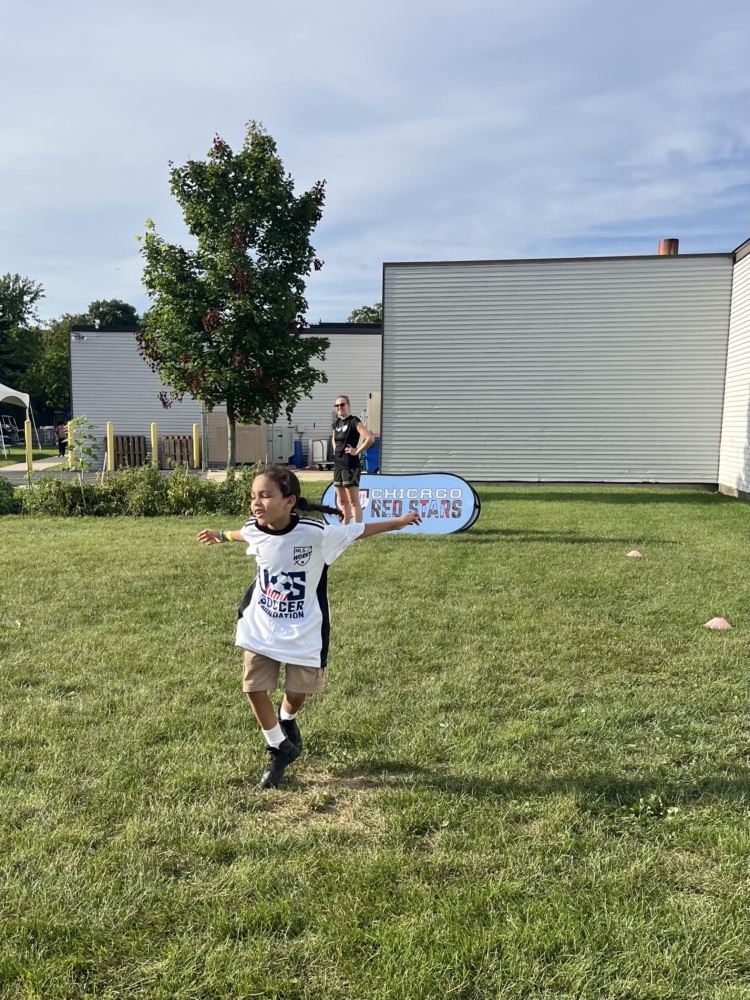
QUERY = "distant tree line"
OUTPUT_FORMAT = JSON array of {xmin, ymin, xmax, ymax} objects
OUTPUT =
[
  {"xmin": 0, "ymin": 278, "xmax": 139, "ymax": 422},
  {"xmin": 347, "ymin": 302, "xmax": 382, "ymax": 324},
  {"xmin": 3, "ymin": 120, "xmax": 331, "ymax": 459}
]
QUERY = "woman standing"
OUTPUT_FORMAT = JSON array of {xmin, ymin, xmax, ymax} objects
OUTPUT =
[
  {"xmin": 331, "ymin": 395, "xmax": 374, "ymax": 524},
  {"xmin": 54, "ymin": 421, "xmax": 68, "ymax": 458}
]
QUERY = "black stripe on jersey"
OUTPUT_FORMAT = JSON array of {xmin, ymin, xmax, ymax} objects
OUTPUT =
[
  {"xmin": 297, "ymin": 518, "xmax": 325, "ymax": 530},
  {"xmin": 238, "ymin": 579, "xmax": 255, "ymax": 620},
  {"xmin": 253, "ymin": 514, "xmax": 300, "ymax": 536},
  {"xmin": 242, "ymin": 518, "xmax": 258, "ymax": 529},
  {"xmin": 316, "ymin": 565, "xmax": 331, "ymax": 668}
]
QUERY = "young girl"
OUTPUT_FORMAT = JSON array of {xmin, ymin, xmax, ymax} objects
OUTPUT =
[{"xmin": 198, "ymin": 464, "xmax": 421, "ymax": 789}]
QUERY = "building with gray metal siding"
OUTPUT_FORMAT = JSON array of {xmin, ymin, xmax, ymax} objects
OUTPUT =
[
  {"xmin": 69, "ymin": 324, "xmax": 382, "ymax": 465},
  {"xmin": 283, "ymin": 325, "xmax": 382, "ymax": 463},
  {"xmin": 382, "ymin": 253, "xmax": 735, "ymax": 483},
  {"xmin": 718, "ymin": 241, "xmax": 750, "ymax": 497},
  {"xmin": 69, "ymin": 328, "xmax": 203, "ymax": 452}
]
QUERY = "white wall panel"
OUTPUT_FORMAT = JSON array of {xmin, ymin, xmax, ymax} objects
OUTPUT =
[
  {"xmin": 718, "ymin": 251, "xmax": 750, "ymax": 496},
  {"xmin": 382, "ymin": 255, "xmax": 733, "ymax": 482},
  {"xmin": 69, "ymin": 328, "xmax": 382, "ymax": 466},
  {"xmin": 69, "ymin": 331, "xmax": 202, "ymax": 457},
  {"xmin": 284, "ymin": 331, "xmax": 382, "ymax": 463}
]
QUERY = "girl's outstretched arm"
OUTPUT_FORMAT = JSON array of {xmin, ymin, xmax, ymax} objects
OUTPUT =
[
  {"xmin": 197, "ymin": 528, "xmax": 242, "ymax": 546},
  {"xmin": 360, "ymin": 510, "xmax": 421, "ymax": 538}
]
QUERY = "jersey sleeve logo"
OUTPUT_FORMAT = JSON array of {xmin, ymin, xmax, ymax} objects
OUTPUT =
[{"xmin": 293, "ymin": 546, "xmax": 313, "ymax": 566}]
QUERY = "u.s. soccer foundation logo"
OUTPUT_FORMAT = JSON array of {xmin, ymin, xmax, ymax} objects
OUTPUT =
[
  {"xmin": 258, "ymin": 569, "xmax": 307, "ymax": 619},
  {"xmin": 264, "ymin": 571, "xmax": 297, "ymax": 601},
  {"xmin": 359, "ymin": 488, "xmax": 370, "ymax": 510},
  {"xmin": 293, "ymin": 546, "xmax": 312, "ymax": 566}
]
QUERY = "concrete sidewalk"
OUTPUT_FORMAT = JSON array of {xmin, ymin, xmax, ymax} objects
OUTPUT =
[
  {"xmin": 0, "ymin": 455, "xmax": 67, "ymax": 473},
  {"xmin": 206, "ymin": 468, "xmax": 333, "ymax": 483},
  {"xmin": 0, "ymin": 461, "xmax": 333, "ymax": 482}
]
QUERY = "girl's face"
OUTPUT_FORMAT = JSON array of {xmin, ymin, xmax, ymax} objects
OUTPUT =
[
  {"xmin": 250, "ymin": 475, "xmax": 296, "ymax": 529},
  {"xmin": 334, "ymin": 397, "xmax": 350, "ymax": 418}
]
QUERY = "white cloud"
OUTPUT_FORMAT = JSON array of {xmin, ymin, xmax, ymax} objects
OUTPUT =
[{"xmin": 0, "ymin": 0, "xmax": 746, "ymax": 322}]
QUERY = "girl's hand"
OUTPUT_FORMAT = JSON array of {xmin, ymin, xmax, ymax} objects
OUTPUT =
[
  {"xmin": 397, "ymin": 511, "xmax": 422, "ymax": 529},
  {"xmin": 344, "ymin": 445, "xmax": 358, "ymax": 456},
  {"xmin": 360, "ymin": 509, "xmax": 421, "ymax": 538},
  {"xmin": 197, "ymin": 529, "xmax": 221, "ymax": 545}
]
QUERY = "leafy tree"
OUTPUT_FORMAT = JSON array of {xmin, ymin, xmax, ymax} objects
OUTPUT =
[
  {"xmin": 86, "ymin": 299, "xmax": 140, "ymax": 328},
  {"xmin": 24, "ymin": 318, "xmax": 73, "ymax": 415},
  {"xmin": 347, "ymin": 302, "xmax": 382, "ymax": 324},
  {"xmin": 138, "ymin": 122, "xmax": 329, "ymax": 467},
  {"xmin": 0, "ymin": 274, "xmax": 44, "ymax": 387},
  {"xmin": 1, "ymin": 282, "xmax": 141, "ymax": 420}
]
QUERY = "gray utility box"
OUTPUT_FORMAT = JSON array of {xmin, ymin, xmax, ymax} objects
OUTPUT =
[{"xmin": 310, "ymin": 439, "xmax": 333, "ymax": 469}]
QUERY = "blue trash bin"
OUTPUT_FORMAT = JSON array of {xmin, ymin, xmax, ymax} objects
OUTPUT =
[
  {"xmin": 364, "ymin": 436, "xmax": 380, "ymax": 473},
  {"xmin": 291, "ymin": 439, "xmax": 304, "ymax": 468}
]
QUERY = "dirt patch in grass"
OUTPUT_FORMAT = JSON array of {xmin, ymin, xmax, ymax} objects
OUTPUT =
[
  {"xmin": 663, "ymin": 849, "xmax": 728, "ymax": 895},
  {"xmin": 250, "ymin": 768, "xmax": 386, "ymax": 835}
]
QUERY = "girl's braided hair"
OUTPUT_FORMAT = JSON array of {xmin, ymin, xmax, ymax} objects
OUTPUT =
[{"xmin": 255, "ymin": 464, "xmax": 343, "ymax": 520}]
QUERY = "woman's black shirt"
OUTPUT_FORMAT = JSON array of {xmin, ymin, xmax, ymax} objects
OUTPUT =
[{"xmin": 333, "ymin": 414, "xmax": 361, "ymax": 471}]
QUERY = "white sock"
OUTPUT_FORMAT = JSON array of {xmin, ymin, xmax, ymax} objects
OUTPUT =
[
  {"xmin": 279, "ymin": 705, "xmax": 298, "ymax": 721},
  {"xmin": 262, "ymin": 723, "xmax": 286, "ymax": 748}
]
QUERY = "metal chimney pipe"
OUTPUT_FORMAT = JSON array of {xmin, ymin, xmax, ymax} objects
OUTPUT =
[{"xmin": 658, "ymin": 238, "xmax": 679, "ymax": 255}]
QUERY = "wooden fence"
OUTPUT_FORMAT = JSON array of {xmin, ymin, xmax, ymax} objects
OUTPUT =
[
  {"xmin": 206, "ymin": 414, "xmax": 267, "ymax": 465},
  {"xmin": 163, "ymin": 435, "xmax": 195, "ymax": 469},
  {"xmin": 113, "ymin": 435, "xmax": 148, "ymax": 469}
]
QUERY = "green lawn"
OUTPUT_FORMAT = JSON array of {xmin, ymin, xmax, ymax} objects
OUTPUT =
[
  {"xmin": 0, "ymin": 487, "xmax": 747, "ymax": 1000},
  {"xmin": 0, "ymin": 446, "xmax": 58, "ymax": 468}
]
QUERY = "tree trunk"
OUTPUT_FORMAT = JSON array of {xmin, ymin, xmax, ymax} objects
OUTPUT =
[{"xmin": 226, "ymin": 406, "xmax": 236, "ymax": 470}]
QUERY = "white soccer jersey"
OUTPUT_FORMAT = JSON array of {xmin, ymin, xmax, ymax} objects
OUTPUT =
[{"xmin": 235, "ymin": 515, "xmax": 365, "ymax": 668}]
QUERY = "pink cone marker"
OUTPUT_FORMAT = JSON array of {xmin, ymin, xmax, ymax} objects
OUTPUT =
[
  {"xmin": 626, "ymin": 550, "xmax": 642, "ymax": 558},
  {"xmin": 704, "ymin": 617, "xmax": 731, "ymax": 630}
]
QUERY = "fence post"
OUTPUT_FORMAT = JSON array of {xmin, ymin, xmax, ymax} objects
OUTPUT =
[
  {"xmin": 106, "ymin": 422, "xmax": 115, "ymax": 472},
  {"xmin": 68, "ymin": 423, "xmax": 75, "ymax": 470},
  {"xmin": 24, "ymin": 419, "xmax": 33, "ymax": 473},
  {"xmin": 151, "ymin": 423, "xmax": 158, "ymax": 468},
  {"xmin": 192, "ymin": 423, "xmax": 201, "ymax": 470}
]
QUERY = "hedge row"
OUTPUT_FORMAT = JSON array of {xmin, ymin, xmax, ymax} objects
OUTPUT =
[{"xmin": 0, "ymin": 464, "xmax": 263, "ymax": 517}]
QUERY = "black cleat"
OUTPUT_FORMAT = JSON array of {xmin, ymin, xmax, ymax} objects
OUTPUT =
[
  {"xmin": 259, "ymin": 738, "xmax": 302, "ymax": 789},
  {"xmin": 277, "ymin": 708, "xmax": 302, "ymax": 753}
]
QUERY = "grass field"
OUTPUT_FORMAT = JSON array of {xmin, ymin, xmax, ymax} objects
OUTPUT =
[
  {"xmin": 0, "ymin": 487, "xmax": 747, "ymax": 999},
  {"xmin": 0, "ymin": 447, "xmax": 58, "ymax": 468}
]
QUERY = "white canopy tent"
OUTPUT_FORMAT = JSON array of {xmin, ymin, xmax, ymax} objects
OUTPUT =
[{"xmin": 0, "ymin": 382, "xmax": 39, "ymax": 458}]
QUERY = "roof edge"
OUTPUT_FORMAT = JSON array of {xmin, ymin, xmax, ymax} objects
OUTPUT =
[{"xmin": 383, "ymin": 252, "xmax": 734, "ymax": 269}]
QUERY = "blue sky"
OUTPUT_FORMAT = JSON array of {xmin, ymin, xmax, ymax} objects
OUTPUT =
[{"xmin": 1, "ymin": 0, "xmax": 747, "ymax": 324}]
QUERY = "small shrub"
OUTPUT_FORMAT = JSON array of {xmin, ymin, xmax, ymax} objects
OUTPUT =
[
  {"xmin": 216, "ymin": 464, "xmax": 260, "ymax": 516},
  {"xmin": 116, "ymin": 464, "xmax": 169, "ymax": 517},
  {"xmin": 166, "ymin": 464, "xmax": 219, "ymax": 515},
  {"xmin": 9, "ymin": 462, "xmax": 264, "ymax": 517},
  {"xmin": 89, "ymin": 481, "xmax": 128, "ymax": 516},
  {"xmin": 68, "ymin": 415, "xmax": 99, "ymax": 510},
  {"xmin": 21, "ymin": 476, "xmax": 100, "ymax": 516},
  {"xmin": 0, "ymin": 477, "xmax": 20, "ymax": 515}
]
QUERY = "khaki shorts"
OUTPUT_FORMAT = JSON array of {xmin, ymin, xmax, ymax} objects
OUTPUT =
[
  {"xmin": 242, "ymin": 650, "xmax": 326, "ymax": 694},
  {"xmin": 333, "ymin": 465, "xmax": 361, "ymax": 489}
]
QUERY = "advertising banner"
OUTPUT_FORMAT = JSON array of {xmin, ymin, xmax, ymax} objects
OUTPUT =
[{"xmin": 321, "ymin": 474, "xmax": 480, "ymax": 534}]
